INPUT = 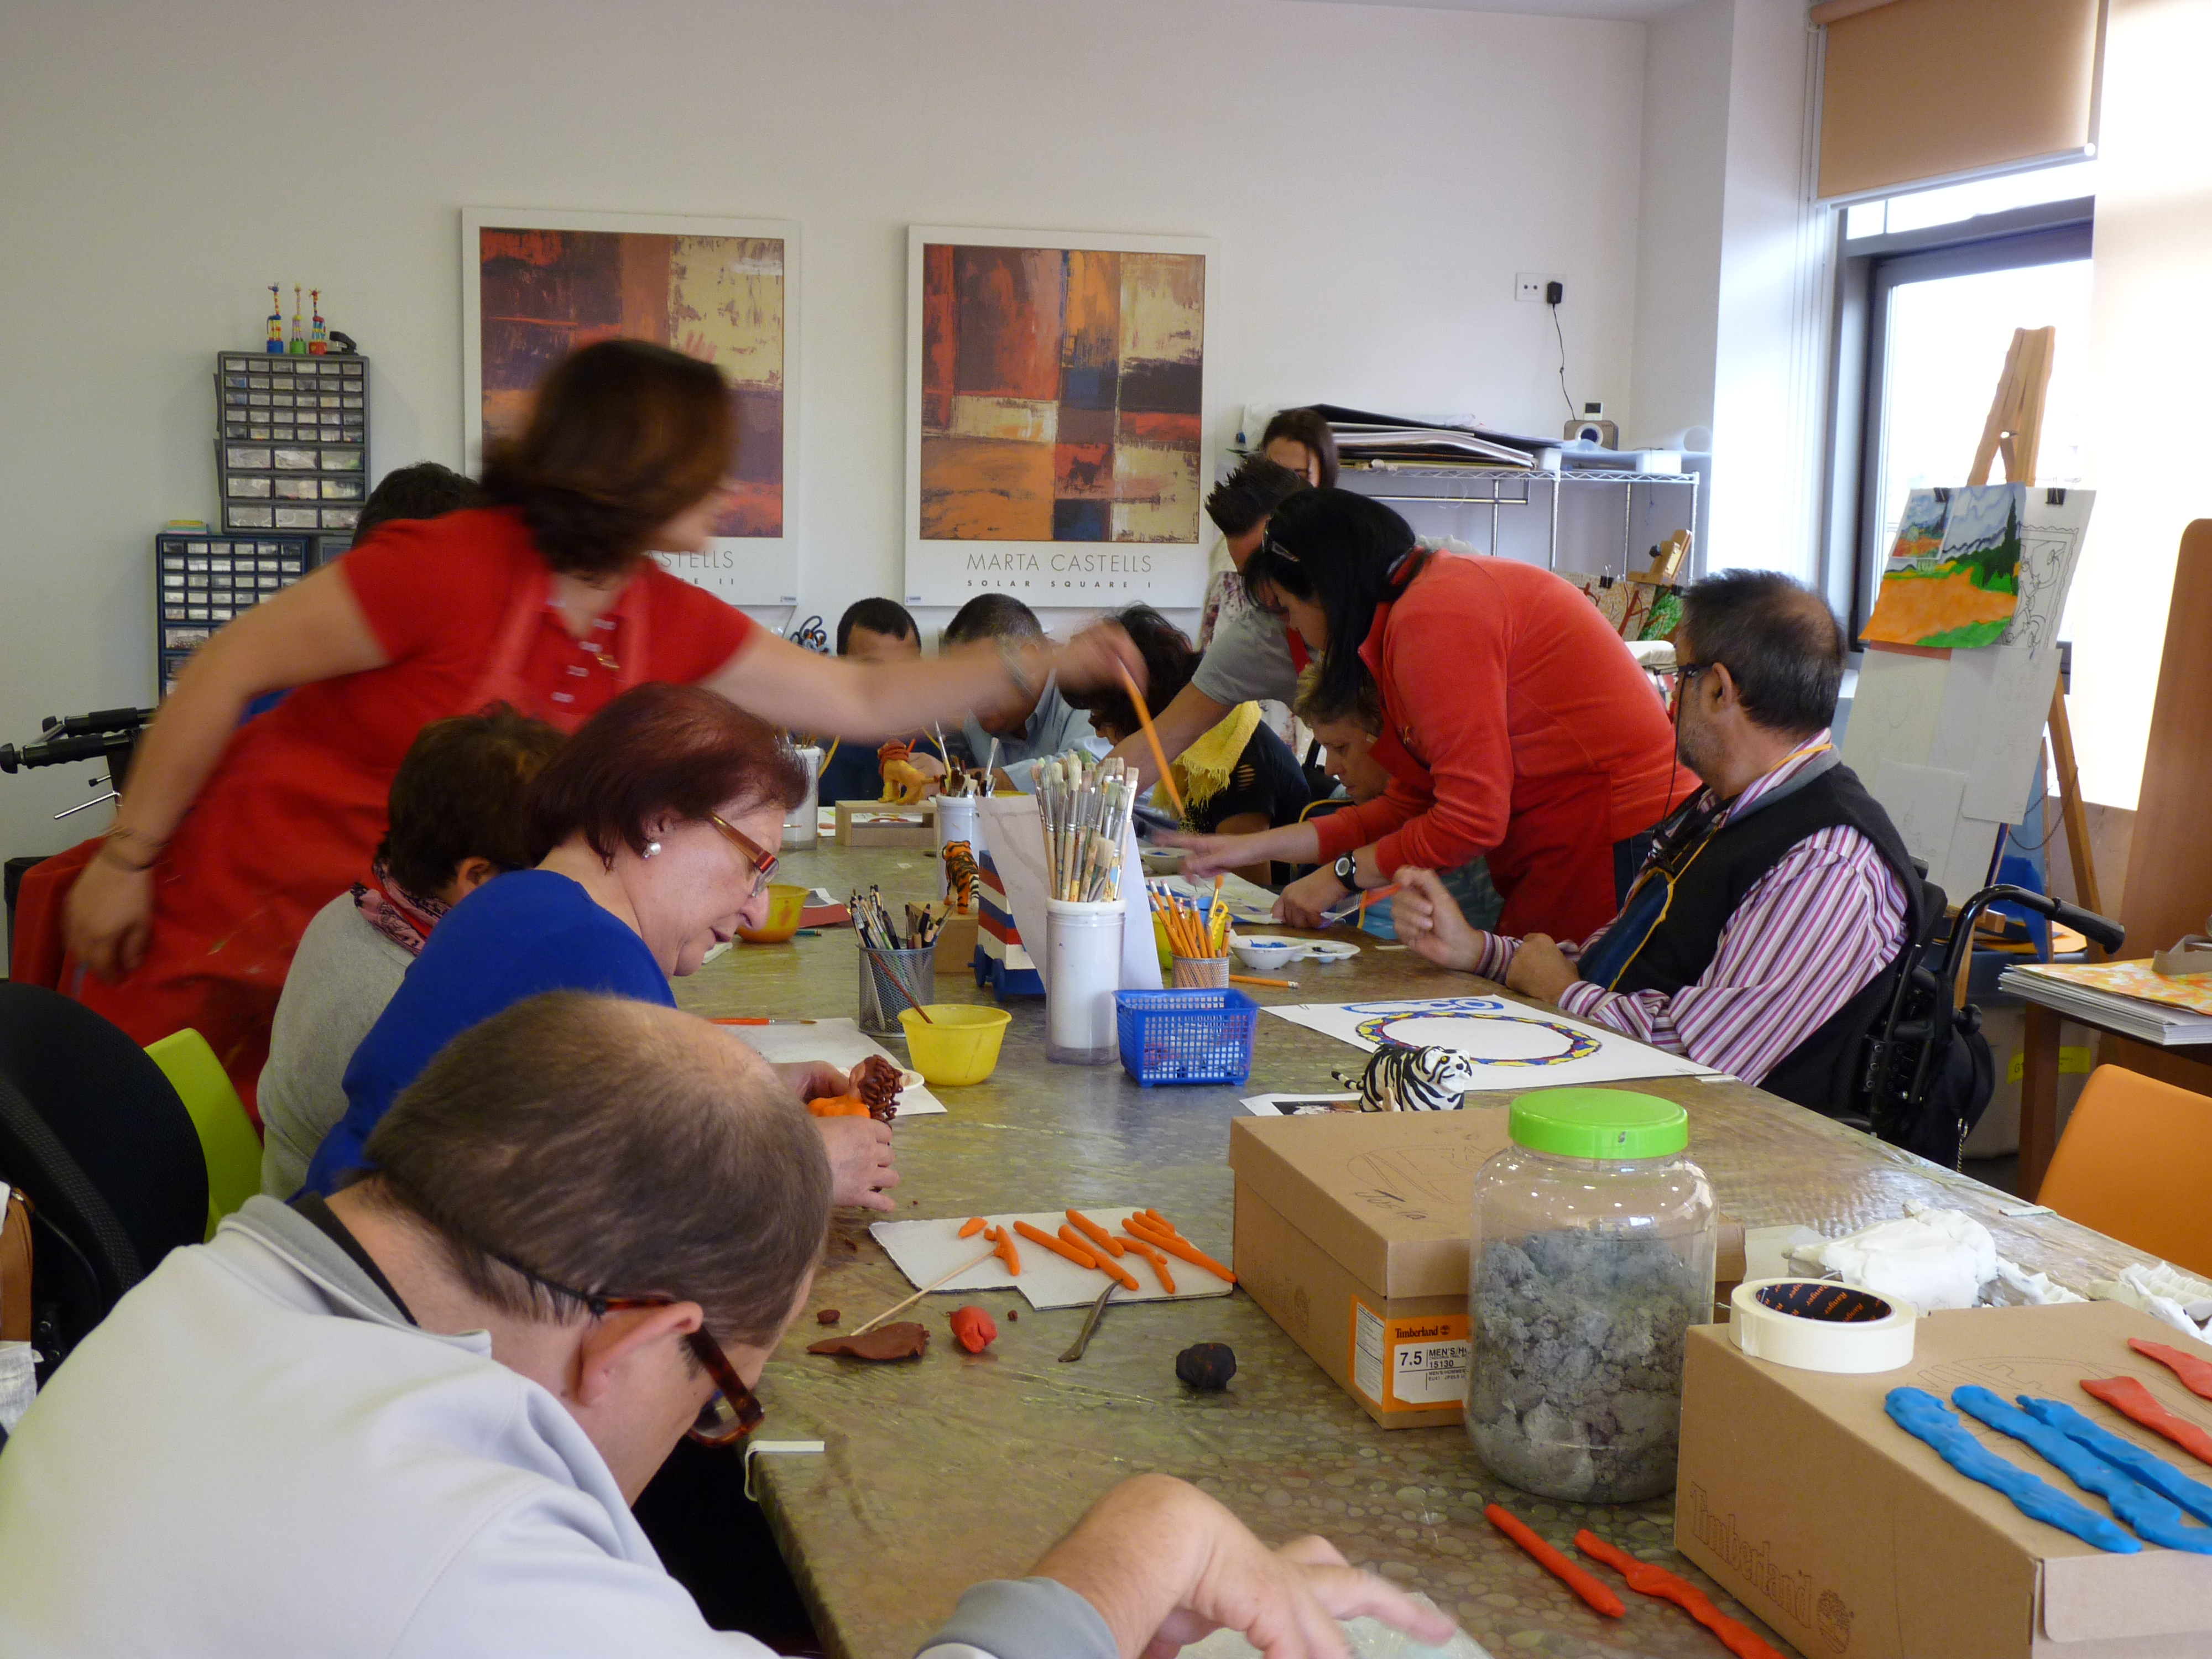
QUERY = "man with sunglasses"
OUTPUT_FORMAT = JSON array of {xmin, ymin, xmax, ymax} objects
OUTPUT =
[
  {"xmin": 1394, "ymin": 571, "xmax": 1922, "ymax": 1116},
  {"xmin": 0, "ymin": 993, "xmax": 1454, "ymax": 1659}
]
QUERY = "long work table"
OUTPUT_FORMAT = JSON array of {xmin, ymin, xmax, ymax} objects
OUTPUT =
[{"xmin": 675, "ymin": 842, "xmax": 2151, "ymax": 1659}]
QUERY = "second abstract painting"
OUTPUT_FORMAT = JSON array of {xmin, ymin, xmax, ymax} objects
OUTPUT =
[{"xmin": 906, "ymin": 226, "xmax": 1213, "ymax": 606}]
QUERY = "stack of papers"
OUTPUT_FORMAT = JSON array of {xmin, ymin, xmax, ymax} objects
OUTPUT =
[{"xmin": 2001, "ymin": 962, "xmax": 2212, "ymax": 1047}]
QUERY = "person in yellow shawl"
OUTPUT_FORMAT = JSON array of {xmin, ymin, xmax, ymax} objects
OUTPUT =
[{"xmin": 1063, "ymin": 606, "xmax": 1310, "ymax": 887}]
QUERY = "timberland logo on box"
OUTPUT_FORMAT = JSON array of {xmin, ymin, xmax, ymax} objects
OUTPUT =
[{"xmin": 1686, "ymin": 1485, "xmax": 1853, "ymax": 1652}]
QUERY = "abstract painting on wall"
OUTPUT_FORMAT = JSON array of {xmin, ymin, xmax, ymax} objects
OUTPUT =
[
  {"xmin": 460, "ymin": 208, "xmax": 799, "ymax": 606},
  {"xmin": 905, "ymin": 226, "xmax": 1215, "ymax": 607},
  {"xmin": 1861, "ymin": 482, "xmax": 2024, "ymax": 649}
]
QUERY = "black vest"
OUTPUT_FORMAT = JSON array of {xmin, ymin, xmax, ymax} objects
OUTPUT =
[{"xmin": 1614, "ymin": 760, "xmax": 1923, "ymax": 1117}]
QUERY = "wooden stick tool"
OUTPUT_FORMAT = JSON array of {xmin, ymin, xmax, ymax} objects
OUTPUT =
[{"xmin": 847, "ymin": 1245, "xmax": 997, "ymax": 1339}]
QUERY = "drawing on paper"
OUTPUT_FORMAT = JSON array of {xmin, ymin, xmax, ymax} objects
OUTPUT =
[
  {"xmin": 917, "ymin": 241, "xmax": 1204, "ymax": 545},
  {"xmin": 1264, "ymin": 996, "xmax": 1711, "ymax": 1089},
  {"xmin": 1352, "ymin": 1005, "xmax": 1601, "ymax": 1067},
  {"xmin": 1863, "ymin": 483, "xmax": 2025, "ymax": 649},
  {"xmin": 475, "ymin": 223, "xmax": 784, "ymax": 538}
]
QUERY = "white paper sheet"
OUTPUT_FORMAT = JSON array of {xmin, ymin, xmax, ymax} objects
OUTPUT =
[
  {"xmin": 975, "ymin": 796, "xmax": 1160, "ymax": 992},
  {"xmin": 869, "ymin": 1208, "xmax": 1236, "ymax": 1310},
  {"xmin": 720, "ymin": 1016, "xmax": 947, "ymax": 1116},
  {"xmin": 1869, "ymin": 758, "xmax": 1970, "ymax": 886},
  {"xmin": 1840, "ymin": 649, "xmax": 1948, "ymax": 777},
  {"xmin": 1237, "ymin": 1092, "xmax": 1361, "ymax": 1116},
  {"xmin": 1263, "ymin": 995, "xmax": 1714, "ymax": 1088}
]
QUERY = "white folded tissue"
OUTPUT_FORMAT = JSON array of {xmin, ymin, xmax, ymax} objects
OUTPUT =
[
  {"xmin": 1787, "ymin": 1202, "xmax": 1999, "ymax": 1311},
  {"xmin": 1178, "ymin": 1594, "xmax": 1492, "ymax": 1659}
]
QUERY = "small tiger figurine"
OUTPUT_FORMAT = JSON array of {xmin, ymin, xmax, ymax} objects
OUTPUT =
[
  {"xmin": 942, "ymin": 837, "xmax": 980, "ymax": 915},
  {"xmin": 1334, "ymin": 1043, "xmax": 1480, "ymax": 1112}
]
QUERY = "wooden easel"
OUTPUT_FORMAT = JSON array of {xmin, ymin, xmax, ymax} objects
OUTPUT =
[{"xmin": 1945, "ymin": 327, "xmax": 2101, "ymax": 1005}]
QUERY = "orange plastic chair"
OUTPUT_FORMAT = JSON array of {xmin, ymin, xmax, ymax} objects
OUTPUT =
[{"xmin": 2038, "ymin": 1065, "xmax": 2212, "ymax": 1277}]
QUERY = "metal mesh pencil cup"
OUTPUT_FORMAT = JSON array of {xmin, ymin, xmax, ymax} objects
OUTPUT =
[{"xmin": 858, "ymin": 946, "xmax": 936, "ymax": 1038}]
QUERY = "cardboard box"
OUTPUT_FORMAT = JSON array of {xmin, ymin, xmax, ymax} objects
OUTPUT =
[
  {"xmin": 1677, "ymin": 1300, "xmax": 2212, "ymax": 1659},
  {"xmin": 1229, "ymin": 1110, "xmax": 1749, "ymax": 1430}
]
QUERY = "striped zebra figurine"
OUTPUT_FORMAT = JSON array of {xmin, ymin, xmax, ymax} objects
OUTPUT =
[{"xmin": 1335, "ymin": 1043, "xmax": 1481, "ymax": 1112}]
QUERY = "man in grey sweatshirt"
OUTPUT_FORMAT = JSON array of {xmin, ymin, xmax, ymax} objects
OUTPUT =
[{"xmin": 0, "ymin": 992, "xmax": 1453, "ymax": 1659}]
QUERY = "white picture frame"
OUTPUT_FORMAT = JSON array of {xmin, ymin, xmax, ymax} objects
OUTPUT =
[
  {"xmin": 460, "ymin": 207, "xmax": 800, "ymax": 607},
  {"xmin": 904, "ymin": 225, "xmax": 1218, "ymax": 610}
]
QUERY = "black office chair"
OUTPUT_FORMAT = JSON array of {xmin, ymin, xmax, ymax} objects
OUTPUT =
[
  {"xmin": 1858, "ymin": 881, "xmax": 2125, "ymax": 1170},
  {"xmin": 0, "ymin": 985, "xmax": 206, "ymax": 1378}
]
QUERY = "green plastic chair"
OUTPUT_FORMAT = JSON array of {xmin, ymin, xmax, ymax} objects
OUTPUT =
[{"xmin": 144, "ymin": 1029, "xmax": 262, "ymax": 1239}]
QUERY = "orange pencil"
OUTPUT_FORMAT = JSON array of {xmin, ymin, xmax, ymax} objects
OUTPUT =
[
  {"xmin": 1065, "ymin": 1209, "xmax": 1125, "ymax": 1257},
  {"xmin": 1118, "ymin": 662, "xmax": 1186, "ymax": 817}
]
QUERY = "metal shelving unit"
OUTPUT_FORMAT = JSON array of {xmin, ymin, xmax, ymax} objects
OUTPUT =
[{"xmin": 1337, "ymin": 465, "xmax": 1700, "ymax": 573}]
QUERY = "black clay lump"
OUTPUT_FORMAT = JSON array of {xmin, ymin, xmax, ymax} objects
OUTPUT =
[{"xmin": 1176, "ymin": 1342, "xmax": 1236, "ymax": 1391}]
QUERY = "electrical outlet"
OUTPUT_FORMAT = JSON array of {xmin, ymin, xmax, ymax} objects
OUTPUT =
[{"xmin": 1515, "ymin": 272, "xmax": 1564, "ymax": 304}]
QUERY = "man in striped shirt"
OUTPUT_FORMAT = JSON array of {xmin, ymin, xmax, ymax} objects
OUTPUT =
[{"xmin": 1395, "ymin": 571, "xmax": 1919, "ymax": 1114}]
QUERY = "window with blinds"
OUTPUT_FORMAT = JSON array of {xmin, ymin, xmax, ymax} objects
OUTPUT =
[{"xmin": 1814, "ymin": 0, "xmax": 2105, "ymax": 202}]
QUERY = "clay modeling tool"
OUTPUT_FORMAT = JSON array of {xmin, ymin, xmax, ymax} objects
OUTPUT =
[
  {"xmin": 2132, "ymin": 1336, "xmax": 2212, "ymax": 1402},
  {"xmin": 2021, "ymin": 1394, "xmax": 2212, "ymax": 1523},
  {"xmin": 2083, "ymin": 1373, "xmax": 2212, "ymax": 1468},
  {"xmin": 1885, "ymin": 1389, "xmax": 2138, "ymax": 1552},
  {"xmin": 1573, "ymin": 1531, "xmax": 1784, "ymax": 1659},
  {"xmin": 1483, "ymin": 1505, "xmax": 1624, "ymax": 1619},
  {"xmin": 1059, "ymin": 1281, "xmax": 1118, "ymax": 1363},
  {"xmin": 847, "ymin": 1245, "xmax": 998, "ymax": 1340},
  {"xmin": 1954, "ymin": 1387, "xmax": 2212, "ymax": 1551},
  {"xmin": 1118, "ymin": 662, "xmax": 1185, "ymax": 817}
]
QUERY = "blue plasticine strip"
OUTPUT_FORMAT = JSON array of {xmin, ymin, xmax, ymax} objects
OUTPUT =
[
  {"xmin": 1886, "ymin": 1388, "xmax": 2140, "ymax": 1553},
  {"xmin": 1953, "ymin": 1387, "xmax": 2212, "ymax": 1556},
  {"xmin": 2018, "ymin": 1394, "xmax": 2212, "ymax": 1527}
]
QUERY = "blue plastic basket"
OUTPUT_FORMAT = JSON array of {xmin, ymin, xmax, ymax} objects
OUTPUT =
[{"xmin": 1114, "ymin": 988, "xmax": 1260, "ymax": 1087}]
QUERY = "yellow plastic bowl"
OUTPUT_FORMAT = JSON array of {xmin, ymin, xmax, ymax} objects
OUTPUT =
[
  {"xmin": 898, "ymin": 1004, "xmax": 1011, "ymax": 1086},
  {"xmin": 734, "ymin": 883, "xmax": 809, "ymax": 944}
]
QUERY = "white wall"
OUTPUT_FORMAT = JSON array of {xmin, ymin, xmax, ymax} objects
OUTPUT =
[
  {"xmin": 1626, "ymin": 0, "xmax": 1730, "ymax": 448},
  {"xmin": 0, "ymin": 0, "xmax": 1648, "ymax": 863},
  {"xmin": 2073, "ymin": 0, "xmax": 2212, "ymax": 810}
]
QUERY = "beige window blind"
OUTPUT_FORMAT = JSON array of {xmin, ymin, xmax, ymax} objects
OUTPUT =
[{"xmin": 1814, "ymin": 0, "xmax": 2104, "ymax": 201}]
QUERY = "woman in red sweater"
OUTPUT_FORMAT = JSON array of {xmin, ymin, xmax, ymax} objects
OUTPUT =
[{"xmin": 1177, "ymin": 489, "xmax": 1694, "ymax": 938}]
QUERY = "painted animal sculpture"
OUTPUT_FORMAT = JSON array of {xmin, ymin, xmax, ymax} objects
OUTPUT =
[{"xmin": 878, "ymin": 740, "xmax": 934, "ymax": 806}]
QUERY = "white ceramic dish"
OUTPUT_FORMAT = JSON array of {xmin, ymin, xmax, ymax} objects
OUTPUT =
[
  {"xmin": 1301, "ymin": 940, "xmax": 1362, "ymax": 963},
  {"xmin": 1232, "ymin": 936, "xmax": 1305, "ymax": 972}
]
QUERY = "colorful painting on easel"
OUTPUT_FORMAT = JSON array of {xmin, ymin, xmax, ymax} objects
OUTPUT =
[{"xmin": 1863, "ymin": 483, "xmax": 2025, "ymax": 649}]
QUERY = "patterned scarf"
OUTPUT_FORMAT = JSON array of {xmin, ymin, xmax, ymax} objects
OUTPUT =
[{"xmin": 351, "ymin": 858, "xmax": 450, "ymax": 957}]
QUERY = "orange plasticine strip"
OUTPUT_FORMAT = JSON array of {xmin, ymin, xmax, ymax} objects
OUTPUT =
[
  {"xmin": 1124, "ymin": 1217, "xmax": 1235, "ymax": 1283},
  {"xmin": 984, "ymin": 1224, "xmax": 1021, "ymax": 1276},
  {"xmin": 1058, "ymin": 1225, "xmax": 1139, "ymax": 1291},
  {"xmin": 958, "ymin": 1217, "xmax": 987, "ymax": 1239},
  {"xmin": 1119, "ymin": 1236, "xmax": 1176, "ymax": 1293},
  {"xmin": 1016, "ymin": 1219, "xmax": 1100, "ymax": 1270},
  {"xmin": 1066, "ymin": 1210, "xmax": 1126, "ymax": 1257}
]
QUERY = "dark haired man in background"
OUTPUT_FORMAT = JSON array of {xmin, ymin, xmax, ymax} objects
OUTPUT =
[
  {"xmin": 815, "ymin": 597, "xmax": 924, "ymax": 806},
  {"xmin": 1394, "ymin": 571, "xmax": 1921, "ymax": 1114}
]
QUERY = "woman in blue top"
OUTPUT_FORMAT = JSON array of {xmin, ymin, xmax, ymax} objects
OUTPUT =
[{"xmin": 305, "ymin": 683, "xmax": 899, "ymax": 1208}]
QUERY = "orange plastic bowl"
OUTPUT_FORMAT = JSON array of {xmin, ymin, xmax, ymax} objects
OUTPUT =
[{"xmin": 735, "ymin": 883, "xmax": 809, "ymax": 944}]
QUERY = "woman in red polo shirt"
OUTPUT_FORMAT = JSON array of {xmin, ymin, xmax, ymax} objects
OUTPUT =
[
  {"xmin": 64, "ymin": 340, "xmax": 1135, "ymax": 1104},
  {"xmin": 1176, "ymin": 488, "xmax": 1694, "ymax": 938}
]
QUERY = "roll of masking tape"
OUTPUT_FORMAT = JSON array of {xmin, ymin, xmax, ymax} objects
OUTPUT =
[{"xmin": 1729, "ymin": 1277, "xmax": 1917, "ymax": 1374}]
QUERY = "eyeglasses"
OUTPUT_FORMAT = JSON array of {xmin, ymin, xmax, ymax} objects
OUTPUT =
[
  {"xmin": 706, "ymin": 813, "xmax": 779, "ymax": 898},
  {"xmin": 488, "ymin": 1247, "xmax": 766, "ymax": 1447}
]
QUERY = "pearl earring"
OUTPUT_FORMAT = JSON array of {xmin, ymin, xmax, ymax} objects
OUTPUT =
[{"xmin": 643, "ymin": 841, "xmax": 661, "ymax": 859}]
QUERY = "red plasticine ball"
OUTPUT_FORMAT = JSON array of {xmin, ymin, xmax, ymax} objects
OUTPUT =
[{"xmin": 949, "ymin": 1306, "xmax": 998, "ymax": 1353}]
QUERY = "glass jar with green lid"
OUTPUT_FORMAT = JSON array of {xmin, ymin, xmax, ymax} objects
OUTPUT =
[{"xmin": 1466, "ymin": 1088, "xmax": 1714, "ymax": 1503}]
